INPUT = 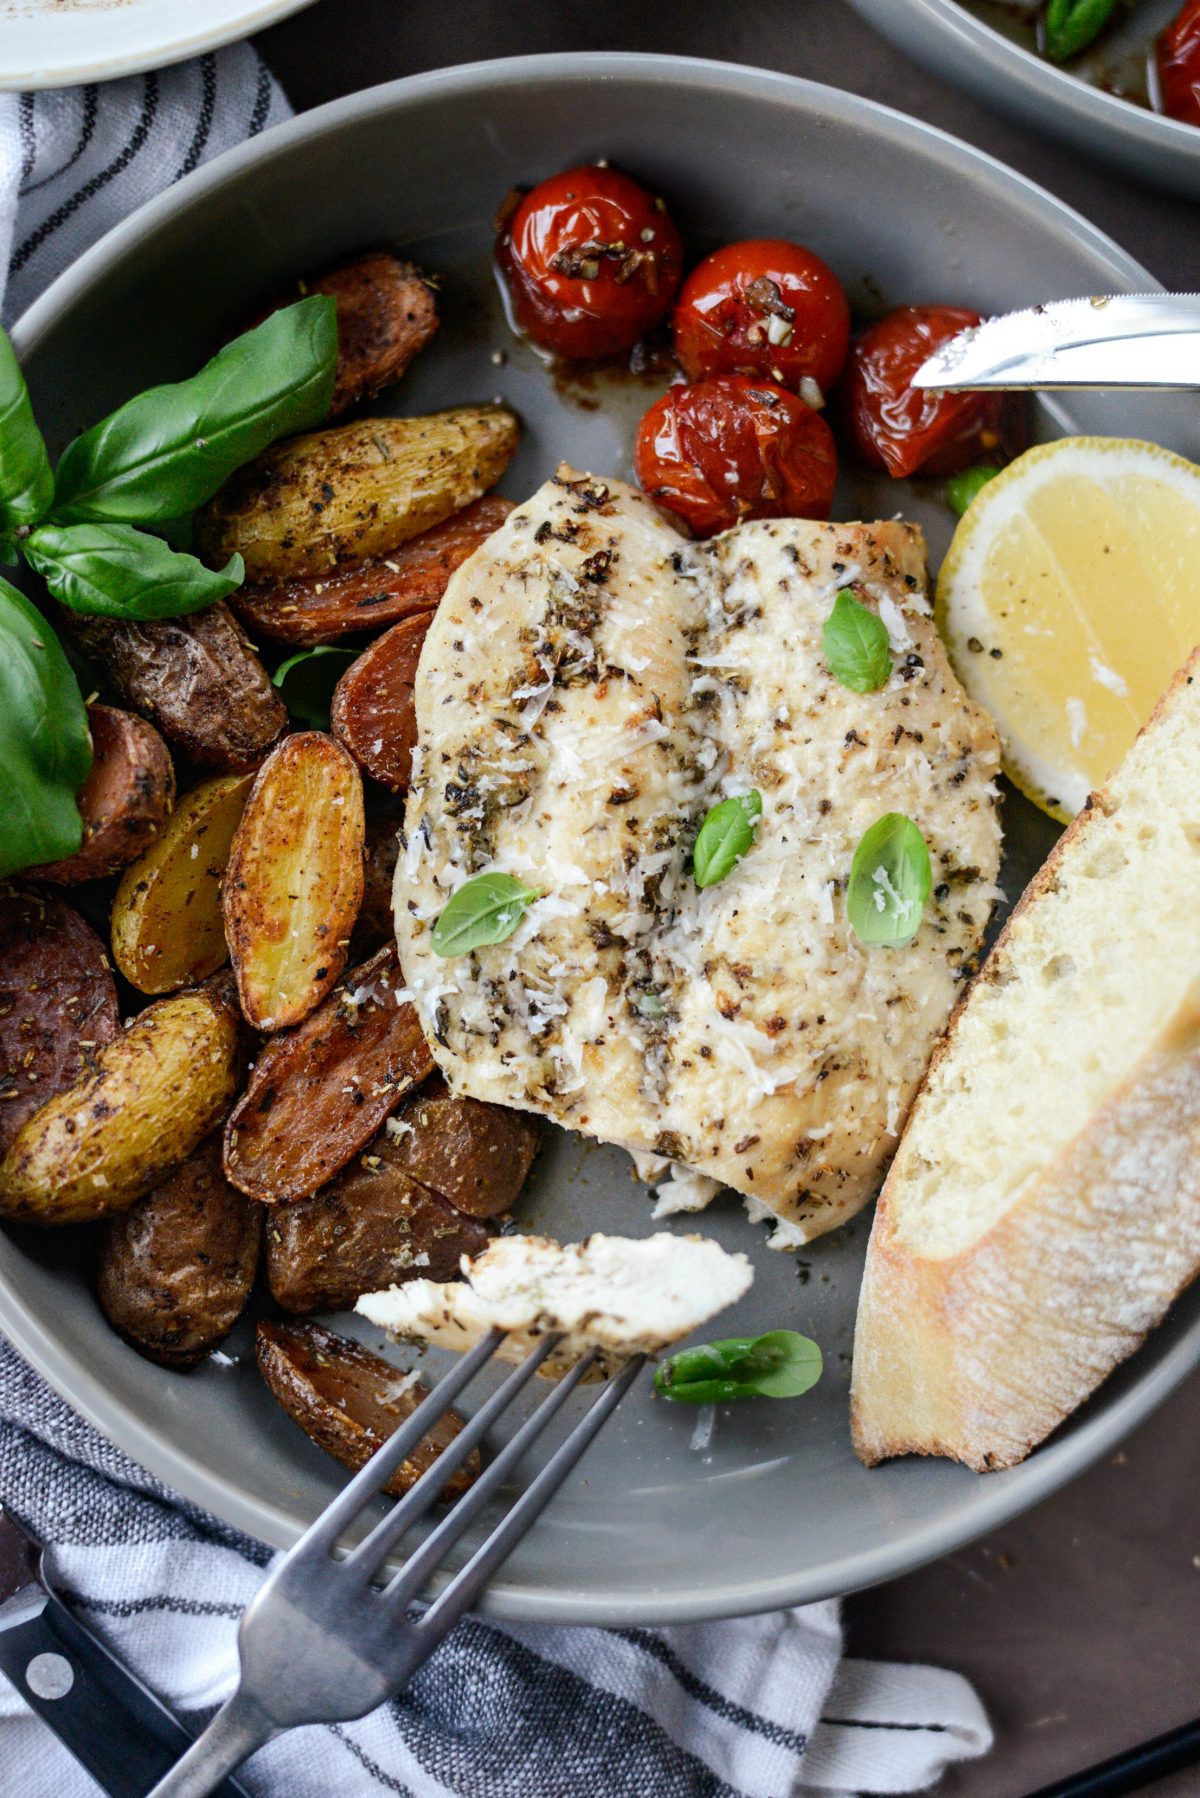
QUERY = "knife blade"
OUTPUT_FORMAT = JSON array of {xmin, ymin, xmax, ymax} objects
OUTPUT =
[
  {"xmin": 0, "ymin": 1507, "xmax": 252, "ymax": 1798},
  {"xmin": 911, "ymin": 294, "xmax": 1200, "ymax": 391}
]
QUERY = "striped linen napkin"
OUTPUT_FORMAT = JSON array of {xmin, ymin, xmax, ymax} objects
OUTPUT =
[{"xmin": 0, "ymin": 44, "xmax": 993, "ymax": 1797}]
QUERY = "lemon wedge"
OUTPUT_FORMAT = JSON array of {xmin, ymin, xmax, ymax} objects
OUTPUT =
[{"xmin": 936, "ymin": 436, "xmax": 1200, "ymax": 822}]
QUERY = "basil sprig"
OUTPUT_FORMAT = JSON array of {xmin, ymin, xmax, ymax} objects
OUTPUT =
[
  {"xmin": 654, "ymin": 1330, "xmax": 823, "ymax": 1404},
  {"xmin": 272, "ymin": 645, "xmax": 358, "ymax": 730},
  {"xmin": 946, "ymin": 464, "xmax": 1001, "ymax": 517},
  {"xmin": 431, "ymin": 872, "xmax": 543, "ymax": 958},
  {"xmin": 51, "ymin": 296, "xmax": 337, "ymax": 524},
  {"xmin": 0, "ymin": 577, "xmax": 91, "ymax": 876},
  {"xmin": 847, "ymin": 812, "xmax": 932, "ymax": 947},
  {"xmin": 0, "ymin": 333, "xmax": 52, "ymax": 562},
  {"xmin": 693, "ymin": 790, "xmax": 762, "ymax": 889},
  {"xmin": 823, "ymin": 587, "xmax": 891, "ymax": 693},
  {"xmin": 1043, "ymin": 0, "xmax": 1119, "ymax": 61},
  {"xmin": 0, "ymin": 296, "xmax": 339, "ymax": 878},
  {"xmin": 24, "ymin": 523, "xmax": 243, "ymax": 619}
]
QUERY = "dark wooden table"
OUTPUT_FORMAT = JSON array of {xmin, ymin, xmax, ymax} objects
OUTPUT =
[{"xmin": 255, "ymin": 5, "xmax": 1200, "ymax": 1791}]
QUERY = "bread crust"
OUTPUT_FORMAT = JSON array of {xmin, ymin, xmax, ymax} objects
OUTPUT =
[{"xmin": 851, "ymin": 654, "xmax": 1200, "ymax": 1471}]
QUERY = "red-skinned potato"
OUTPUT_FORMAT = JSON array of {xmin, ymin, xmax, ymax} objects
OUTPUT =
[
  {"xmin": 65, "ymin": 603, "xmax": 287, "ymax": 772},
  {"xmin": 223, "ymin": 945, "xmax": 434, "ymax": 1203},
  {"xmin": 97, "ymin": 1132, "xmax": 261, "ymax": 1368},
  {"xmin": 0, "ymin": 885, "xmax": 119, "ymax": 1157},
  {"xmin": 33, "ymin": 705, "xmax": 174, "ymax": 885},
  {"xmin": 330, "ymin": 611, "xmax": 433, "ymax": 791},
  {"xmin": 249, "ymin": 252, "xmax": 439, "ymax": 420},
  {"xmin": 384, "ymin": 1074, "xmax": 539, "ymax": 1218},
  {"xmin": 256, "ymin": 1319, "xmax": 479, "ymax": 1499},
  {"xmin": 265, "ymin": 1145, "xmax": 492, "ymax": 1314},
  {"xmin": 230, "ymin": 495, "xmax": 515, "ymax": 647}
]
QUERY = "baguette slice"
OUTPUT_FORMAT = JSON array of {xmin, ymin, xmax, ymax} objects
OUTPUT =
[{"xmin": 852, "ymin": 649, "xmax": 1200, "ymax": 1472}]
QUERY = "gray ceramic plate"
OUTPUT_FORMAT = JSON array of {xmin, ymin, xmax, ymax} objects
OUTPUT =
[
  {"xmin": 848, "ymin": 0, "xmax": 1200, "ymax": 201},
  {"xmin": 6, "ymin": 54, "xmax": 1200, "ymax": 1626}
]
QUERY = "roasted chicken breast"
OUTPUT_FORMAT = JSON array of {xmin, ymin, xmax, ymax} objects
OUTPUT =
[{"xmin": 396, "ymin": 469, "xmax": 1001, "ymax": 1243}]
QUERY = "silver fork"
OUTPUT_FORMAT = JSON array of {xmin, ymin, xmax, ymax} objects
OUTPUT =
[{"xmin": 147, "ymin": 1329, "xmax": 644, "ymax": 1798}]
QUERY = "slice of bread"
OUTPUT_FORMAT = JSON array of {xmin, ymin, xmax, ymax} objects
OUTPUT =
[{"xmin": 852, "ymin": 649, "xmax": 1200, "ymax": 1472}]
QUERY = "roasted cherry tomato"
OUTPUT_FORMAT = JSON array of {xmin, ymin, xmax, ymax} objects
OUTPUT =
[
  {"xmin": 634, "ymin": 374, "xmax": 838, "ymax": 538},
  {"xmin": 671, "ymin": 238, "xmax": 850, "ymax": 394},
  {"xmin": 838, "ymin": 305, "xmax": 1022, "ymax": 480},
  {"xmin": 495, "ymin": 165, "xmax": 684, "ymax": 360},
  {"xmin": 1158, "ymin": 0, "xmax": 1200, "ymax": 126}
]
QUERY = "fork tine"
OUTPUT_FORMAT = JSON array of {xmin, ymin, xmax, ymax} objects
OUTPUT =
[
  {"xmin": 345, "ymin": 1331, "xmax": 563, "ymax": 1580},
  {"xmin": 386, "ymin": 1353, "xmax": 645, "ymax": 1634},
  {"xmin": 377, "ymin": 1346, "xmax": 605, "ymax": 1610},
  {"xmin": 299, "ymin": 1326, "xmax": 504, "ymax": 1556}
]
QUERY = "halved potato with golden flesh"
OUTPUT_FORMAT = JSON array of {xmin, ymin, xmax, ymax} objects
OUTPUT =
[
  {"xmin": 0, "ymin": 976, "xmax": 243, "ymax": 1225},
  {"xmin": 194, "ymin": 407, "xmax": 520, "ymax": 582},
  {"xmin": 222, "ymin": 733, "xmax": 365, "ymax": 1032},
  {"xmin": 111, "ymin": 773, "xmax": 253, "ymax": 995}
]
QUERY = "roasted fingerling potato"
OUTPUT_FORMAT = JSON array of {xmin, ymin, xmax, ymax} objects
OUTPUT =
[
  {"xmin": 230, "ymin": 494, "xmax": 515, "ymax": 647},
  {"xmin": 256, "ymin": 252, "xmax": 439, "ymax": 419},
  {"xmin": 97, "ymin": 1132, "xmax": 261, "ymax": 1368},
  {"xmin": 223, "ymin": 734, "xmax": 365, "ymax": 1032},
  {"xmin": 111, "ymin": 773, "xmax": 254, "ymax": 995},
  {"xmin": 32, "ymin": 706, "xmax": 175, "ymax": 885},
  {"xmin": 194, "ymin": 407, "xmax": 520, "ymax": 583},
  {"xmin": 256, "ymin": 1319, "xmax": 479, "ymax": 1500},
  {"xmin": 65, "ymin": 603, "xmax": 288, "ymax": 772},
  {"xmin": 223, "ymin": 944, "xmax": 434, "ymax": 1204},
  {"xmin": 265, "ymin": 1140, "xmax": 493, "ymax": 1314},
  {"xmin": 0, "ymin": 976, "xmax": 243, "ymax": 1225},
  {"xmin": 330, "ymin": 610, "xmax": 432, "ymax": 792},
  {"xmin": 383, "ymin": 1074, "xmax": 540, "ymax": 1219},
  {"xmin": 1, "ymin": 886, "xmax": 119, "ymax": 1157}
]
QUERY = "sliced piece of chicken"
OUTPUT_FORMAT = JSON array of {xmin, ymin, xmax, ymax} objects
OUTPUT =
[
  {"xmin": 356, "ymin": 1231, "xmax": 754, "ymax": 1375},
  {"xmin": 396, "ymin": 469, "xmax": 1002, "ymax": 1244}
]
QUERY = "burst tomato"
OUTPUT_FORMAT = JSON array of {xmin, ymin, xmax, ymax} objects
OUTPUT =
[
  {"xmin": 838, "ymin": 305, "xmax": 1022, "ymax": 480},
  {"xmin": 1158, "ymin": 0, "xmax": 1200, "ymax": 126},
  {"xmin": 634, "ymin": 374, "xmax": 838, "ymax": 538},
  {"xmin": 671, "ymin": 238, "xmax": 850, "ymax": 394},
  {"xmin": 495, "ymin": 165, "xmax": 684, "ymax": 360}
]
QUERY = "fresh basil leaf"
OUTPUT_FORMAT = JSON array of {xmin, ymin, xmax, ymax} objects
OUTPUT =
[
  {"xmin": 51, "ymin": 295, "xmax": 337, "ymax": 525},
  {"xmin": 272, "ymin": 645, "xmax": 358, "ymax": 731},
  {"xmin": 693, "ymin": 790, "xmax": 762, "ymax": 889},
  {"xmin": 0, "ymin": 328, "xmax": 53, "ymax": 553},
  {"xmin": 654, "ymin": 1330, "xmax": 823, "ymax": 1404},
  {"xmin": 0, "ymin": 577, "xmax": 91, "ymax": 876},
  {"xmin": 946, "ymin": 463, "xmax": 1002, "ymax": 517},
  {"xmin": 1043, "ymin": 0, "xmax": 1119, "ymax": 60},
  {"xmin": 822, "ymin": 587, "xmax": 891, "ymax": 693},
  {"xmin": 431, "ymin": 871, "xmax": 543, "ymax": 958},
  {"xmin": 847, "ymin": 812, "xmax": 932, "ymax": 947},
  {"xmin": 25, "ymin": 522, "xmax": 243, "ymax": 619}
]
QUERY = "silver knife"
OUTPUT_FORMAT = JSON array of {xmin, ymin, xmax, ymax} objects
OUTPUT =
[
  {"xmin": 911, "ymin": 294, "xmax": 1200, "ymax": 391},
  {"xmin": 0, "ymin": 1507, "xmax": 252, "ymax": 1798}
]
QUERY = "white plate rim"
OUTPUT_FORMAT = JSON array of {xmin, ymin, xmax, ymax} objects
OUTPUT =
[{"xmin": 0, "ymin": 0, "xmax": 317, "ymax": 91}]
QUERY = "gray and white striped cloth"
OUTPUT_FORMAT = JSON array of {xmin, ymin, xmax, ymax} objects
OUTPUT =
[{"xmin": 0, "ymin": 47, "xmax": 993, "ymax": 1797}]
